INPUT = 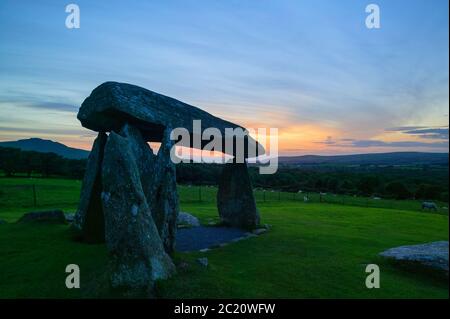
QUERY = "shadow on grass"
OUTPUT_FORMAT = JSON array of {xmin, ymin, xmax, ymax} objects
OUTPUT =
[{"xmin": 376, "ymin": 256, "xmax": 449, "ymax": 289}]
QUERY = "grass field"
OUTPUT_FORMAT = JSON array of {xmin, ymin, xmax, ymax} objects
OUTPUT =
[{"xmin": 0, "ymin": 177, "xmax": 448, "ymax": 298}]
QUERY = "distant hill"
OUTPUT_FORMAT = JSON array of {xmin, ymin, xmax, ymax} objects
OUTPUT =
[
  {"xmin": 0, "ymin": 138, "xmax": 89, "ymax": 160},
  {"xmin": 1, "ymin": 139, "xmax": 447, "ymax": 166},
  {"xmin": 279, "ymin": 152, "xmax": 449, "ymax": 166}
]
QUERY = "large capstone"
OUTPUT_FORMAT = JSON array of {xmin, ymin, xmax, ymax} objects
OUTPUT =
[
  {"xmin": 77, "ymin": 82, "xmax": 264, "ymax": 157},
  {"xmin": 73, "ymin": 132, "xmax": 107, "ymax": 243},
  {"xmin": 217, "ymin": 162, "xmax": 260, "ymax": 229},
  {"xmin": 101, "ymin": 132, "xmax": 175, "ymax": 288}
]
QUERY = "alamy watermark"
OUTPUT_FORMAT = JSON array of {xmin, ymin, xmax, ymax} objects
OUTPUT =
[
  {"xmin": 65, "ymin": 264, "xmax": 80, "ymax": 289},
  {"xmin": 65, "ymin": 4, "xmax": 80, "ymax": 29},
  {"xmin": 365, "ymin": 4, "xmax": 381, "ymax": 29},
  {"xmin": 365, "ymin": 264, "xmax": 380, "ymax": 289},
  {"xmin": 169, "ymin": 120, "xmax": 279, "ymax": 174}
]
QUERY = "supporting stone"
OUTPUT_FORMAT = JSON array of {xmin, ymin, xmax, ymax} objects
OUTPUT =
[
  {"xmin": 73, "ymin": 132, "xmax": 107, "ymax": 243},
  {"xmin": 101, "ymin": 132, "xmax": 175, "ymax": 289},
  {"xmin": 119, "ymin": 124, "xmax": 179, "ymax": 254},
  {"xmin": 119, "ymin": 123, "xmax": 155, "ymax": 198},
  {"xmin": 150, "ymin": 128, "xmax": 179, "ymax": 254},
  {"xmin": 217, "ymin": 161, "xmax": 260, "ymax": 229}
]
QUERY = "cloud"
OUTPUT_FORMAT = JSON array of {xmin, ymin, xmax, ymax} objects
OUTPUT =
[
  {"xmin": 321, "ymin": 136, "xmax": 336, "ymax": 145},
  {"xmin": 349, "ymin": 140, "xmax": 448, "ymax": 148},
  {"xmin": 316, "ymin": 136, "xmax": 448, "ymax": 149},
  {"xmin": 0, "ymin": 126, "xmax": 88, "ymax": 136},
  {"xmin": 0, "ymin": 98, "xmax": 78, "ymax": 113},
  {"xmin": 28, "ymin": 102, "xmax": 78, "ymax": 112},
  {"xmin": 385, "ymin": 126, "xmax": 427, "ymax": 132},
  {"xmin": 385, "ymin": 126, "xmax": 449, "ymax": 141},
  {"xmin": 404, "ymin": 128, "xmax": 449, "ymax": 140}
]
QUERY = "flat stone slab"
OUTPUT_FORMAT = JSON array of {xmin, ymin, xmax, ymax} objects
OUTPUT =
[
  {"xmin": 380, "ymin": 241, "xmax": 449, "ymax": 273},
  {"xmin": 77, "ymin": 82, "xmax": 263, "ymax": 157},
  {"xmin": 176, "ymin": 226, "xmax": 247, "ymax": 252},
  {"xmin": 17, "ymin": 210, "xmax": 66, "ymax": 224}
]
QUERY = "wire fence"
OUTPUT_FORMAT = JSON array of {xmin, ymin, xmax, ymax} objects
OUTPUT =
[{"xmin": 0, "ymin": 182, "xmax": 448, "ymax": 214}]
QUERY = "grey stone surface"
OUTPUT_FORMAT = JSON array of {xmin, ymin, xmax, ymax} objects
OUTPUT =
[
  {"xmin": 119, "ymin": 123, "xmax": 155, "ymax": 198},
  {"xmin": 217, "ymin": 162, "xmax": 260, "ymax": 229},
  {"xmin": 149, "ymin": 128, "xmax": 179, "ymax": 254},
  {"xmin": 380, "ymin": 241, "xmax": 449, "ymax": 273},
  {"xmin": 18, "ymin": 210, "xmax": 66, "ymax": 224},
  {"xmin": 177, "ymin": 212, "xmax": 200, "ymax": 227},
  {"xmin": 77, "ymin": 81, "xmax": 263, "ymax": 157},
  {"xmin": 73, "ymin": 132, "xmax": 107, "ymax": 243},
  {"xmin": 101, "ymin": 132, "xmax": 175, "ymax": 288},
  {"xmin": 120, "ymin": 124, "xmax": 178, "ymax": 254}
]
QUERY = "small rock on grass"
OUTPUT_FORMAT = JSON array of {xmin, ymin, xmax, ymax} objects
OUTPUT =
[
  {"xmin": 252, "ymin": 228, "xmax": 268, "ymax": 235},
  {"xmin": 177, "ymin": 212, "xmax": 200, "ymax": 227},
  {"xmin": 197, "ymin": 257, "xmax": 208, "ymax": 267},
  {"xmin": 17, "ymin": 210, "xmax": 66, "ymax": 224},
  {"xmin": 65, "ymin": 213, "xmax": 75, "ymax": 223},
  {"xmin": 177, "ymin": 261, "xmax": 190, "ymax": 272}
]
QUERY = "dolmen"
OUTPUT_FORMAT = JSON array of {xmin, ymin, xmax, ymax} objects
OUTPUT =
[{"xmin": 73, "ymin": 82, "xmax": 263, "ymax": 290}]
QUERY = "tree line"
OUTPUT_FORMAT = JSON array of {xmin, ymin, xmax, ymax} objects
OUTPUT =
[
  {"xmin": 0, "ymin": 147, "xmax": 86, "ymax": 179},
  {"xmin": 176, "ymin": 163, "xmax": 449, "ymax": 202},
  {"xmin": 1, "ymin": 147, "xmax": 448, "ymax": 202}
]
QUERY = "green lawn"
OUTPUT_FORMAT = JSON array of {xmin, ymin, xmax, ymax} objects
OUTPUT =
[{"xmin": 0, "ymin": 177, "xmax": 448, "ymax": 298}]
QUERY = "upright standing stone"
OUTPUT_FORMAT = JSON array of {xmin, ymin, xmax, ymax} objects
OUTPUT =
[
  {"xmin": 73, "ymin": 132, "xmax": 107, "ymax": 243},
  {"xmin": 120, "ymin": 124, "xmax": 178, "ymax": 254},
  {"xmin": 150, "ymin": 128, "xmax": 179, "ymax": 254},
  {"xmin": 217, "ymin": 162, "xmax": 260, "ymax": 229},
  {"xmin": 119, "ymin": 123, "xmax": 156, "ymax": 198},
  {"xmin": 101, "ymin": 132, "xmax": 175, "ymax": 288}
]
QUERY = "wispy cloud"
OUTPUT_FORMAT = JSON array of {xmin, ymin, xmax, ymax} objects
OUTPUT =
[
  {"xmin": 316, "ymin": 135, "xmax": 448, "ymax": 149},
  {"xmin": 385, "ymin": 126, "xmax": 449, "ymax": 140},
  {"xmin": 0, "ymin": 99, "xmax": 78, "ymax": 113},
  {"xmin": 349, "ymin": 140, "xmax": 448, "ymax": 148},
  {"xmin": 403, "ymin": 128, "xmax": 449, "ymax": 140},
  {"xmin": 0, "ymin": 126, "xmax": 90, "ymax": 136},
  {"xmin": 28, "ymin": 102, "xmax": 78, "ymax": 112},
  {"xmin": 385, "ymin": 126, "xmax": 428, "ymax": 132}
]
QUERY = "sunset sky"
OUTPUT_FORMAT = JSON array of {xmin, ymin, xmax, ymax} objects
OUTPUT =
[{"xmin": 0, "ymin": 0, "xmax": 448, "ymax": 155}]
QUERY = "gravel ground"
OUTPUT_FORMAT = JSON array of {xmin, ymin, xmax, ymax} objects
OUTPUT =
[{"xmin": 176, "ymin": 226, "xmax": 247, "ymax": 252}]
